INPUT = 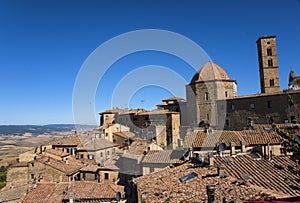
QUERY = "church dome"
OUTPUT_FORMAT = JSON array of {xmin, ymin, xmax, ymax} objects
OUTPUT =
[{"xmin": 191, "ymin": 62, "xmax": 230, "ymax": 83}]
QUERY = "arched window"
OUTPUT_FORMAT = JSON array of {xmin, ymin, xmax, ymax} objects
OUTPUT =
[
  {"xmin": 267, "ymin": 48, "xmax": 272, "ymax": 56},
  {"xmin": 205, "ymin": 92, "xmax": 209, "ymax": 101},
  {"xmin": 270, "ymin": 79, "xmax": 274, "ymax": 87},
  {"xmin": 268, "ymin": 59, "xmax": 273, "ymax": 67}
]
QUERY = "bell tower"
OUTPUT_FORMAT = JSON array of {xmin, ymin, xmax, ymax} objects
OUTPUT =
[{"xmin": 257, "ymin": 36, "xmax": 280, "ymax": 94}]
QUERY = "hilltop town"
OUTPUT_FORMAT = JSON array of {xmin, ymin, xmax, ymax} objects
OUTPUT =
[{"xmin": 1, "ymin": 36, "xmax": 300, "ymax": 203}]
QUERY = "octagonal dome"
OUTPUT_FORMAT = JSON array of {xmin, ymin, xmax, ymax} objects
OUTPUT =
[{"xmin": 191, "ymin": 62, "xmax": 230, "ymax": 83}]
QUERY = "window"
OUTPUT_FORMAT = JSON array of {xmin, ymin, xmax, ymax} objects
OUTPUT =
[
  {"xmin": 105, "ymin": 133, "xmax": 108, "ymax": 137},
  {"xmin": 94, "ymin": 174, "xmax": 98, "ymax": 180},
  {"xmin": 205, "ymin": 92, "xmax": 209, "ymax": 101},
  {"xmin": 31, "ymin": 174, "xmax": 35, "ymax": 179},
  {"xmin": 226, "ymin": 119, "xmax": 229, "ymax": 126},
  {"xmin": 100, "ymin": 152, "xmax": 103, "ymax": 157},
  {"xmin": 231, "ymin": 104, "xmax": 236, "ymax": 110},
  {"xmin": 268, "ymin": 59, "xmax": 273, "ymax": 67},
  {"xmin": 270, "ymin": 79, "xmax": 274, "ymax": 87},
  {"xmin": 104, "ymin": 173, "xmax": 109, "ymax": 180},
  {"xmin": 80, "ymin": 154, "xmax": 84, "ymax": 159},
  {"xmin": 267, "ymin": 101, "xmax": 272, "ymax": 108},
  {"xmin": 225, "ymin": 91, "xmax": 228, "ymax": 98},
  {"xmin": 267, "ymin": 48, "xmax": 272, "ymax": 56},
  {"xmin": 267, "ymin": 41, "xmax": 270, "ymax": 44},
  {"xmin": 250, "ymin": 103, "xmax": 255, "ymax": 109},
  {"xmin": 206, "ymin": 113, "xmax": 209, "ymax": 120},
  {"xmin": 89, "ymin": 154, "xmax": 94, "ymax": 160},
  {"xmin": 31, "ymin": 163, "xmax": 34, "ymax": 167},
  {"xmin": 107, "ymin": 151, "xmax": 110, "ymax": 156}
]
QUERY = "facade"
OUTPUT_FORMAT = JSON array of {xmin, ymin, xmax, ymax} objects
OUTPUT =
[
  {"xmin": 181, "ymin": 36, "xmax": 300, "ymax": 130},
  {"xmin": 185, "ymin": 62, "xmax": 237, "ymax": 128},
  {"xmin": 257, "ymin": 36, "xmax": 280, "ymax": 94}
]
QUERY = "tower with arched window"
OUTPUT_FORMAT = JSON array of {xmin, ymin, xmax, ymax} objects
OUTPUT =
[{"xmin": 257, "ymin": 36, "xmax": 280, "ymax": 94}]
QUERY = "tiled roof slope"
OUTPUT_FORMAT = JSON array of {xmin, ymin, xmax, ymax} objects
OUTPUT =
[
  {"xmin": 44, "ymin": 148, "xmax": 69, "ymax": 158},
  {"xmin": 142, "ymin": 150, "xmax": 185, "ymax": 164},
  {"xmin": 215, "ymin": 155, "xmax": 300, "ymax": 196},
  {"xmin": 36, "ymin": 156, "xmax": 84, "ymax": 175},
  {"xmin": 20, "ymin": 181, "xmax": 124, "ymax": 203},
  {"xmin": 134, "ymin": 162, "xmax": 283, "ymax": 203},
  {"xmin": 0, "ymin": 183, "xmax": 28, "ymax": 202},
  {"xmin": 184, "ymin": 128, "xmax": 283, "ymax": 149},
  {"xmin": 44, "ymin": 135, "xmax": 82, "ymax": 146},
  {"xmin": 77, "ymin": 137, "xmax": 115, "ymax": 151}
]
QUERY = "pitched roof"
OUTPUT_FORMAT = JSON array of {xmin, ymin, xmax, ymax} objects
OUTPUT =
[
  {"xmin": 134, "ymin": 162, "xmax": 282, "ymax": 203},
  {"xmin": 21, "ymin": 181, "xmax": 124, "ymax": 203},
  {"xmin": 44, "ymin": 148, "xmax": 70, "ymax": 158},
  {"xmin": 0, "ymin": 183, "xmax": 28, "ymax": 202},
  {"xmin": 184, "ymin": 130, "xmax": 244, "ymax": 149},
  {"xmin": 36, "ymin": 156, "xmax": 84, "ymax": 175},
  {"xmin": 44, "ymin": 135, "xmax": 82, "ymax": 146},
  {"xmin": 113, "ymin": 131, "xmax": 134, "ymax": 139},
  {"xmin": 184, "ymin": 128, "xmax": 283, "ymax": 150},
  {"xmin": 214, "ymin": 155, "xmax": 300, "ymax": 196},
  {"xmin": 77, "ymin": 137, "xmax": 115, "ymax": 151},
  {"xmin": 142, "ymin": 150, "xmax": 185, "ymax": 164}
]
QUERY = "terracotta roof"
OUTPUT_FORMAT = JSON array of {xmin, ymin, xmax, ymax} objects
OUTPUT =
[
  {"xmin": 184, "ymin": 130, "xmax": 244, "ymax": 149},
  {"xmin": 215, "ymin": 155, "xmax": 300, "ymax": 196},
  {"xmin": 21, "ymin": 181, "xmax": 124, "ymax": 203},
  {"xmin": 162, "ymin": 97, "xmax": 185, "ymax": 102},
  {"xmin": 113, "ymin": 131, "xmax": 134, "ymax": 139},
  {"xmin": 0, "ymin": 183, "xmax": 28, "ymax": 202},
  {"xmin": 80, "ymin": 164, "xmax": 99, "ymax": 172},
  {"xmin": 184, "ymin": 128, "xmax": 283, "ymax": 150},
  {"xmin": 142, "ymin": 150, "xmax": 185, "ymax": 164},
  {"xmin": 191, "ymin": 62, "xmax": 233, "ymax": 83},
  {"xmin": 36, "ymin": 156, "xmax": 84, "ymax": 175},
  {"xmin": 44, "ymin": 148, "xmax": 70, "ymax": 158},
  {"xmin": 45, "ymin": 136, "xmax": 82, "ymax": 146},
  {"xmin": 134, "ymin": 162, "xmax": 282, "ymax": 203},
  {"xmin": 10, "ymin": 162, "xmax": 29, "ymax": 168},
  {"xmin": 241, "ymin": 127, "xmax": 283, "ymax": 145},
  {"xmin": 78, "ymin": 137, "xmax": 115, "ymax": 151},
  {"xmin": 127, "ymin": 139, "xmax": 150, "ymax": 155}
]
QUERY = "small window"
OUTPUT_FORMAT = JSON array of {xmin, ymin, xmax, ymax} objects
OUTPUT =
[
  {"xmin": 31, "ymin": 174, "xmax": 35, "ymax": 179},
  {"xmin": 268, "ymin": 59, "xmax": 273, "ymax": 67},
  {"xmin": 267, "ymin": 41, "xmax": 270, "ymax": 44},
  {"xmin": 225, "ymin": 91, "xmax": 228, "ymax": 98},
  {"xmin": 270, "ymin": 79, "xmax": 274, "ymax": 87},
  {"xmin": 104, "ymin": 173, "xmax": 109, "ymax": 180},
  {"xmin": 89, "ymin": 154, "xmax": 94, "ymax": 160},
  {"xmin": 250, "ymin": 103, "xmax": 255, "ymax": 109},
  {"xmin": 267, "ymin": 101, "xmax": 272, "ymax": 108},
  {"xmin": 231, "ymin": 104, "xmax": 236, "ymax": 110},
  {"xmin": 105, "ymin": 133, "xmax": 108, "ymax": 137},
  {"xmin": 267, "ymin": 48, "xmax": 272, "ymax": 56},
  {"xmin": 94, "ymin": 174, "xmax": 98, "ymax": 180},
  {"xmin": 107, "ymin": 151, "xmax": 110, "ymax": 156},
  {"xmin": 100, "ymin": 152, "xmax": 103, "ymax": 157},
  {"xmin": 205, "ymin": 92, "xmax": 209, "ymax": 101},
  {"xmin": 80, "ymin": 154, "xmax": 84, "ymax": 159},
  {"xmin": 226, "ymin": 119, "xmax": 229, "ymax": 126},
  {"xmin": 206, "ymin": 113, "xmax": 209, "ymax": 120}
]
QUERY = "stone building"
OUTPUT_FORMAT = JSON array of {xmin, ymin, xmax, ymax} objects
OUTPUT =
[
  {"xmin": 289, "ymin": 70, "xmax": 300, "ymax": 90},
  {"xmin": 185, "ymin": 61, "xmax": 237, "ymax": 128},
  {"xmin": 182, "ymin": 36, "xmax": 300, "ymax": 130},
  {"xmin": 257, "ymin": 36, "xmax": 280, "ymax": 94}
]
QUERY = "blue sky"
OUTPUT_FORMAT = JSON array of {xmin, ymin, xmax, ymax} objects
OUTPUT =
[{"xmin": 0, "ymin": 0, "xmax": 300, "ymax": 125}]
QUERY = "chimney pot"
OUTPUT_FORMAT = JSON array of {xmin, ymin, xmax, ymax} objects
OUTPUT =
[{"xmin": 207, "ymin": 185, "xmax": 215, "ymax": 203}]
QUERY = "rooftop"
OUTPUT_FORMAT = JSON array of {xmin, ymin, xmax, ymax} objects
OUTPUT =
[
  {"xmin": 20, "ymin": 181, "xmax": 124, "ymax": 203},
  {"xmin": 134, "ymin": 161, "xmax": 283, "ymax": 203}
]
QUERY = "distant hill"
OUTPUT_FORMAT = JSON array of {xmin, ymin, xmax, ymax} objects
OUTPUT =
[{"xmin": 0, "ymin": 124, "xmax": 97, "ymax": 136}]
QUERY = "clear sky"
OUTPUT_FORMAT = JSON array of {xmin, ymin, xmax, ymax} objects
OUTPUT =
[{"xmin": 0, "ymin": 0, "xmax": 300, "ymax": 125}]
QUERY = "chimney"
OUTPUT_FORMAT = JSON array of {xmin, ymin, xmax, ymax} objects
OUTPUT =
[
  {"xmin": 230, "ymin": 142, "xmax": 236, "ymax": 155},
  {"xmin": 240, "ymin": 140, "xmax": 246, "ymax": 153},
  {"xmin": 207, "ymin": 185, "xmax": 215, "ymax": 203},
  {"xmin": 208, "ymin": 153, "xmax": 214, "ymax": 166},
  {"xmin": 218, "ymin": 166, "xmax": 225, "ymax": 178}
]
